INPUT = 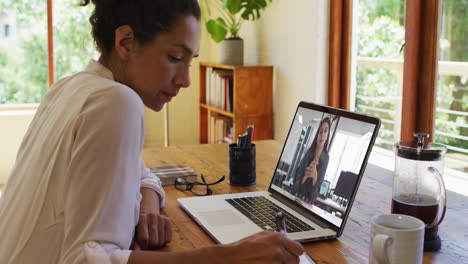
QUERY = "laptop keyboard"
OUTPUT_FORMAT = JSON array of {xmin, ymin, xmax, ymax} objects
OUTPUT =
[{"xmin": 225, "ymin": 196, "xmax": 315, "ymax": 233}]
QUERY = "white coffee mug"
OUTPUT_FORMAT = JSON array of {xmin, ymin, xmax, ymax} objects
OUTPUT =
[{"xmin": 369, "ymin": 214, "xmax": 425, "ymax": 264}]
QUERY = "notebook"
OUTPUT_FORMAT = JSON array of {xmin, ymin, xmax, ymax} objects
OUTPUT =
[
  {"xmin": 178, "ymin": 101, "xmax": 381, "ymax": 248},
  {"xmin": 149, "ymin": 165, "xmax": 197, "ymax": 186}
]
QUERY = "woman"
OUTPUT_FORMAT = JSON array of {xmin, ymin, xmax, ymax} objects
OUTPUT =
[
  {"xmin": 292, "ymin": 117, "xmax": 331, "ymax": 204},
  {"xmin": 0, "ymin": 1, "xmax": 303, "ymax": 263}
]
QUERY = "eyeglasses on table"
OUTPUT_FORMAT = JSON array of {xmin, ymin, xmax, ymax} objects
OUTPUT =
[{"xmin": 174, "ymin": 174, "xmax": 225, "ymax": 196}]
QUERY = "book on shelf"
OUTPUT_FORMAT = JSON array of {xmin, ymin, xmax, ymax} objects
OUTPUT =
[
  {"xmin": 204, "ymin": 67, "xmax": 234, "ymax": 112},
  {"xmin": 209, "ymin": 115, "xmax": 215, "ymax": 144},
  {"xmin": 149, "ymin": 165, "xmax": 198, "ymax": 185},
  {"xmin": 208, "ymin": 114, "xmax": 233, "ymax": 144},
  {"xmin": 225, "ymin": 76, "xmax": 233, "ymax": 112}
]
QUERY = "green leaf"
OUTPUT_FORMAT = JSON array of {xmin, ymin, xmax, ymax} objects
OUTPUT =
[
  {"xmin": 206, "ymin": 18, "xmax": 228, "ymax": 43},
  {"xmin": 223, "ymin": 0, "xmax": 242, "ymax": 15},
  {"xmin": 240, "ymin": 0, "xmax": 270, "ymax": 21}
]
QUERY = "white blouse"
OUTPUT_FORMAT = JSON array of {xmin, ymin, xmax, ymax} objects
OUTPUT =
[{"xmin": 0, "ymin": 60, "xmax": 165, "ymax": 264}]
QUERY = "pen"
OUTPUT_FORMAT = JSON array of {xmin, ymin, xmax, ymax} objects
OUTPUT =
[
  {"xmin": 242, "ymin": 133, "xmax": 248, "ymax": 148},
  {"xmin": 275, "ymin": 212, "xmax": 317, "ymax": 264},
  {"xmin": 248, "ymin": 125, "xmax": 254, "ymax": 147},
  {"xmin": 246, "ymin": 126, "xmax": 251, "ymax": 147},
  {"xmin": 275, "ymin": 212, "xmax": 287, "ymax": 236}
]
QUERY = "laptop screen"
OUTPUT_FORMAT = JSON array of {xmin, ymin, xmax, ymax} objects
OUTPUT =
[{"xmin": 270, "ymin": 103, "xmax": 378, "ymax": 228}]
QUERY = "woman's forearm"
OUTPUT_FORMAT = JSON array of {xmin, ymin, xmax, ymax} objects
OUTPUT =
[
  {"xmin": 311, "ymin": 169, "xmax": 318, "ymax": 185},
  {"xmin": 140, "ymin": 187, "xmax": 161, "ymax": 214}
]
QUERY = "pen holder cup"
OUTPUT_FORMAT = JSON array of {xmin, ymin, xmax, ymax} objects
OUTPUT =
[{"xmin": 228, "ymin": 143, "xmax": 256, "ymax": 186}]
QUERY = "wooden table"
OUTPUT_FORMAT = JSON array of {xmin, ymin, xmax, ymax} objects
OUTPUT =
[{"xmin": 142, "ymin": 140, "xmax": 468, "ymax": 264}]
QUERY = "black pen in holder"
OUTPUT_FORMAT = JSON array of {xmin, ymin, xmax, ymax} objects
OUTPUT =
[{"xmin": 228, "ymin": 143, "xmax": 256, "ymax": 186}]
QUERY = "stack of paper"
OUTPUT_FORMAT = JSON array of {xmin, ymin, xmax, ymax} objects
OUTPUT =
[{"xmin": 149, "ymin": 165, "xmax": 198, "ymax": 185}]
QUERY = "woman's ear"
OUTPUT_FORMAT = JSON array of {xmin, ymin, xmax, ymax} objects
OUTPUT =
[{"xmin": 114, "ymin": 25, "xmax": 136, "ymax": 61}]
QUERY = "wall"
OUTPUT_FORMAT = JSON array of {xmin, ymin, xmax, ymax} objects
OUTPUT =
[
  {"xmin": 240, "ymin": 0, "xmax": 330, "ymax": 141},
  {"xmin": 0, "ymin": 111, "xmax": 35, "ymax": 183}
]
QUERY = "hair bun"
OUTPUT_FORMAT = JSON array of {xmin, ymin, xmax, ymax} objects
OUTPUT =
[{"xmin": 84, "ymin": 0, "xmax": 200, "ymax": 55}]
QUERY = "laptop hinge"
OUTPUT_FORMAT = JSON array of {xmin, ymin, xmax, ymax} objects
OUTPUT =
[{"xmin": 270, "ymin": 192, "xmax": 336, "ymax": 231}]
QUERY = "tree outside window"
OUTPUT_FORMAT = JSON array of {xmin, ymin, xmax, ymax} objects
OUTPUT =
[
  {"xmin": 0, "ymin": 0, "xmax": 95, "ymax": 105},
  {"xmin": 354, "ymin": 0, "xmax": 406, "ymax": 150},
  {"xmin": 436, "ymin": 0, "xmax": 468, "ymax": 173},
  {"xmin": 353, "ymin": 0, "xmax": 467, "ymax": 173}
]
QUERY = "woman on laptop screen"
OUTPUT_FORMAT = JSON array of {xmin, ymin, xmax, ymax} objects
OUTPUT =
[
  {"xmin": 0, "ymin": 0, "xmax": 303, "ymax": 263},
  {"xmin": 292, "ymin": 117, "xmax": 331, "ymax": 203}
]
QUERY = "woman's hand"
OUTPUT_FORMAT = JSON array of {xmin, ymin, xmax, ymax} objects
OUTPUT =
[
  {"xmin": 132, "ymin": 188, "xmax": 173, "ymax": 250},
  {"xmin": 302, "ymin": 160, "xmax": 318, "ymax": 184},
  {"xmin": 310, "ymin": 159, "xmax": 319, "ymax": 166},
  {"xmin": 129, "ymin": 230, "xmax": 304, "ymax": 264},
  {"xmin": 225, "ymin": 231, "xmax": 304, "ymax": 264}
]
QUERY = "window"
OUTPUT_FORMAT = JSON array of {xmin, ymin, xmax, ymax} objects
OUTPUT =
[
  {"xmin": 352, "ymin": 0, "xmax": 406, "ymax": 150},
  {"xmin": 435, "ymin": 0, "xmax": 468, "ymax": 173},
  {"xmin": 0, "ymin": 0, "xmax": 94, "ymax": 105},
  {"xmin": 329, "ymin": 0, "xmax": 467, "ymax": 175},
  {"xmin": 53, "ymin": 0, "xmax": 95, "ymax": 81},
  {"xmin": 0, "ymin": 1, "xmax": 47, "ymax": 104}
]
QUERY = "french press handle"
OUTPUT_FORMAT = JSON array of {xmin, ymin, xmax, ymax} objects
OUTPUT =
[{"xmin": 427, "ymin": 167, "xmax": 447, "ymax": 228}]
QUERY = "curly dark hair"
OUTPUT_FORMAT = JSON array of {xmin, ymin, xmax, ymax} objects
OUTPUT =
[{"xmin": 81, "ymin": 0, "xmax": 201, "ymax": 56}]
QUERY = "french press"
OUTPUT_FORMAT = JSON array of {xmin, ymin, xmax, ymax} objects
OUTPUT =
[{"xmin": 392, "ymin": 133, "xmax": 447, "ymax": 251}]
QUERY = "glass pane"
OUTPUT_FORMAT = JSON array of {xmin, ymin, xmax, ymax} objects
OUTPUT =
[
  {"xmin": 0, "ymin": 0, "xmax": 47, "ymax": 104},
  {"xmin": 353, "ymin": 0, "xmax": 406, "ymax": 150},
  {"xmin": 54, "ymin": 0, "xmax": 96, "ymax": 81},
  {"xmin": 436, "ymin": 0, "xmax": 468, "ymax": 173}
]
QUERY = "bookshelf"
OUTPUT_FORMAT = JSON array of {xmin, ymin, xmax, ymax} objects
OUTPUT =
[{"xmin": 199, "ymin": 62, "xmax": 273, "ymax": 144}]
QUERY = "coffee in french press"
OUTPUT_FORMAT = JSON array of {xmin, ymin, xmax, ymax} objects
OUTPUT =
[{"xmin": 392, "ymin": 133, "xmax": 447, "ymax": 252}]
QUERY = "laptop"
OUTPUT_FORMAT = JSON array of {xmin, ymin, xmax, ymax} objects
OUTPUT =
[{"xmin": 178, "ymin": 101, "xmax": 381, "ymax": 245}]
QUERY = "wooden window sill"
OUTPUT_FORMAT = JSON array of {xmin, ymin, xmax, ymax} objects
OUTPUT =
[{"xmin": 0, "ymin": 104, "xmax": 39, "ymax": 111}]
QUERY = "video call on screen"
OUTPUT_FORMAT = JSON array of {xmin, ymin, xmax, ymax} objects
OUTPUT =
[{"xmin": 271, "ymin": 107, "xmax": 376, "ymax": 227}]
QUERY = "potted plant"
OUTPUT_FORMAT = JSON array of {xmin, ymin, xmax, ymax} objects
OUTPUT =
[{"xmin": 201, "ymin": 0, "xmax": 272, "ymax": 65}]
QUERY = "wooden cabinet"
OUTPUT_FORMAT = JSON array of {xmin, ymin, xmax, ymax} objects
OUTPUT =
[{"xmin": 199, "ymin": 62, "xmax": 273, "ymax": 144}]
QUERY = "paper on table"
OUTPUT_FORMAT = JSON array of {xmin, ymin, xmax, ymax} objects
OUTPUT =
[
  {"xmin": 300, "ymin": 253, "xmax": 317, "ymax": 264},
  {"xmin": 149, "ymin": 165, "xmax": 198, "ymax": 185}
]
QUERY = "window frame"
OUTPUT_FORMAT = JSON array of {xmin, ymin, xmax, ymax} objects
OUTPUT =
[
  {"xmin": 400, "ymin": 0, "xmax": 441, "ymax": 141},
  {"xmin": 328, "ymin": 0, "xmax": 352, "ymax": 110}
]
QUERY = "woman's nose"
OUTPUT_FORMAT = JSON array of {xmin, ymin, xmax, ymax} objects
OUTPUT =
[{"xmin": 175, "ymin": 66, "xmax": 191, "ymax": 88}]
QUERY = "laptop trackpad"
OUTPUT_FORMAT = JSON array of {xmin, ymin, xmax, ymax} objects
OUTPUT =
[{"xmin": 199, "ymin": 210, "xmax": 245, "ymax": 226}]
